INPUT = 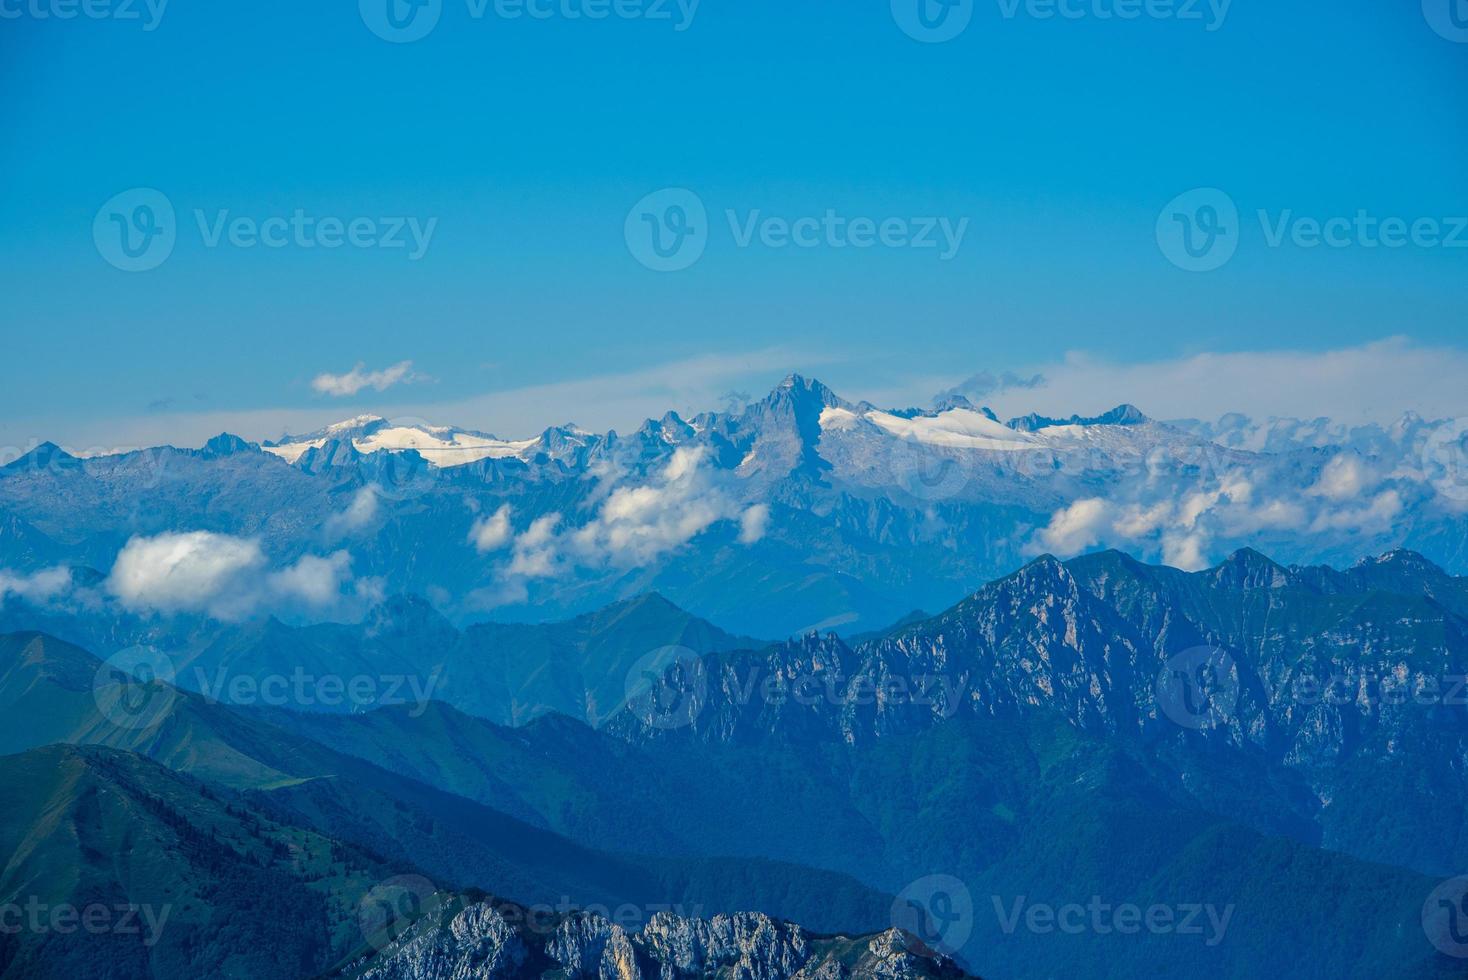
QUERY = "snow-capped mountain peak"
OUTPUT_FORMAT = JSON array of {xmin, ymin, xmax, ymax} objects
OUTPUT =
[{"xmin": 263, "ymin": 417, "xmax": 537, "ymax": 468}]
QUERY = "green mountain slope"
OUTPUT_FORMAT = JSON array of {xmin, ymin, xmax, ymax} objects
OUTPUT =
[
  {"xmin": 0, "ymin": 744, "xmax": 388, "ymax": 978},
  {"xmin": 0, "ymin": 631, "xmax": 891, "ymax": 936}
]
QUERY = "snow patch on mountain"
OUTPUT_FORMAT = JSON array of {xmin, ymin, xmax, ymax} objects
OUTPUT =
[
  {"xmin": 848, "ymin": 407, "xmax": 1040, "ymax": 451},
  {"xmin": 265, "ymin": 417, "xmax": 537, "ymax": 467}
]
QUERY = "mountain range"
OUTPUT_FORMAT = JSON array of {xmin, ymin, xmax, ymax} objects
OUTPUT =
[
  {"xmin": 5, "ymin": 548, "xmax": 1468, "ymax": 977},
  {"xmin": 2, "ymin": 375, "xmax": 1467, "ymax": 637}
]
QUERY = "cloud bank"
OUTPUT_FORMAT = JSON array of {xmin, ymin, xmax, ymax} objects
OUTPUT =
[
  {"xmin": 471, "ymin": 446, "xmax": 769, "ymax": 607},
  {"xmin": 105, "ymin": 531, "xmax": 362, "ymax": 620},
  {"xmin": 1028, "ymin": 454, "xmax": 1418, "ymax": 571},
  {"xmin": 973, "ymin": 338, "xmax": 1468, "ymax": 427}
]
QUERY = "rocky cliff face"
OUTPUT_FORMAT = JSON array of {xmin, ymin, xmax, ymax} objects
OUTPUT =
[
  {"xmin": 616, "ymin": 548, "xmax": 1468, "ymax": 757},
  {"xmin": 344, "ymin": 903, "xmax": 972, "ymax": 980},
  {"xmin": 604, "ymin": 548, "xmax": 1468, "ymax": 877}
]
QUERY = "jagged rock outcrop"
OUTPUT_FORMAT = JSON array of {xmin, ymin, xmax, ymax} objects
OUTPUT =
[
  {"xmin": 356, "ymin": 903, "xmax": 528, "ymax": 980},
  {"xmin": 342, "ymin": 902, "xmax": 972, "ymax": 980}
]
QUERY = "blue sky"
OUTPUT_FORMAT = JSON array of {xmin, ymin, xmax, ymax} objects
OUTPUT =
[{"xmin": 1, "ymin": 0, "xmax": 1465, "ymax": 448}]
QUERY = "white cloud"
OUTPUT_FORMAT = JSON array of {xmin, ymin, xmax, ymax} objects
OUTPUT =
[
  {"xmin": 468, "ymin": 504, "xmax": 513, "ymax": 553},
  {"xmin": 1026, "ymin": 448, "xmax": 1426, "ymax": 569},
  {"xmin": 267, "ymin": 551, "xmax": 353, "ymax": 607},
  {"xmin": 473, "ymin": 447, "xmax": 767, "ymax": 607},
  {"xmin": 0, "ymin": 567, "xmax": 75, "ymax": 605},
  {"xmin": 1112, "ymin": 501, "xmax": 1171, "ymax": 538},
  {"xmin": 311, "ymin": 361, "xmax": 423, "ymax": 398},
  {"xmin": 325, "ymin": 487, "xmax": 380, "ymax": 538},
  {"xmin": 567, "ymin": 447, "xmax": 735, "ymax": 568},
  {"xmin": 1034, "ymin": 498, "xmax": 1111, "ymax": 555},
  {"xmin": 739, "ymin": 504, "xmax": 771, "ymax": 544},
  {"xmin": 1311, "ymin": 490, "xmax": 1404, "ymax": 535},
  {"xmin": 1308, "ymin": 454, "xmax": 1373, "ymax": 501},
  {"xmin": 108, "ymin": 531, "xmax": 266, "ymax": 619},
  {"xmin": 106, "ymin": 531, "xmax": 358, "ymax": 620},
  {"xmin": 507, "ymin": 514, "xmax": 563, "ymax": 579},
  {"xmin": 1162, "ymin": 532, "xmax": 1210, "ymax": 572}
]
